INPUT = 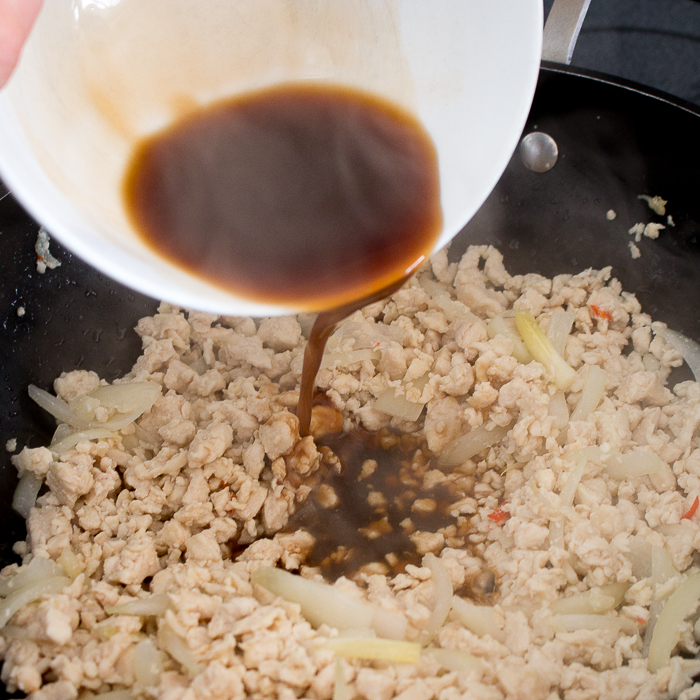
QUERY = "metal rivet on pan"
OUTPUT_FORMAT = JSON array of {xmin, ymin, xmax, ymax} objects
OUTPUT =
[{"xmin": 520, "ymin": 132, "xmax": 559, "ymax": 173}]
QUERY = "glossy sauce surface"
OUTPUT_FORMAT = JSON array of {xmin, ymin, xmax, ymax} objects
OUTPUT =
[{"xmin": 123, "ymin": 83, "xmax": 442, "ymax": 310}]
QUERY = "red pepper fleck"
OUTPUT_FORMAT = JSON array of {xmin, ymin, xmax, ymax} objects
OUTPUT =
[
  {"xmin": 488, "ymin": 503, "xmax": 510, "ymax": 524},
  {"xmin": 590, "ymin": 304, "xmax": 612, "ymax": 322},
  {"xmin": 636, "ymin": 617, "xmax": 646, "ymax": 625},
  {"xmin": 681, "ymin": 495, "xmax": 700, "ymax": 520}
]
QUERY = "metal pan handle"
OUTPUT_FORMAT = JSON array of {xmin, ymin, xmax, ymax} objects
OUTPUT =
[{"xmin": 542, "ymin": 0, "xmax": 592, "ymax": 64}]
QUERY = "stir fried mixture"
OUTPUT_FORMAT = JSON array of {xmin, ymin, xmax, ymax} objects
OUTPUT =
[{"xmin": 5, "ymin": 245, "xmax": 700, "ymax": 700}]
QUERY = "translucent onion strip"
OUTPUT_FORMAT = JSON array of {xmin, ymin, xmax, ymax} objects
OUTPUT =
[
  {"xmin": 158, "ymin": 622, "xmax": 201, "ymax": 676},
  {"xmin": 570, "ymin": 366, "xmax": 607, "ymax": 422},
  {"xmin": 450, "ymin": 597, "xmax": 503, "ymax": 640},
  {"xmin": 550, "ymin": 583, "xmax": 629, "ymax": 615},
  {"xmin": 28, "ymin": 386, "xmax": 77, "ymax": 426},
  {"xmin": 548, "ymin": 391, "xmax": 569, "ymax": 430},
  {"xmin": 106, "ymin": 593, "xmax": 172, "ymax": 617},
  {"xmin": 50, "ymin": 428, "xmax": 119, "ymax": 456},
  {"xmin": 545, "ymin": 614, "xmax": 637, "ymax": 635},
  {"xmin": 12, "ymin": 471, "xmax": 43, "ymax": 518},
  {"xmin": 322, "ymin": 637, "xmax": 420, "ymax": 663},
  {"xmin": 654, "ymin": 326, "xmax": 700, "ymax": 382},
  {"xmin": 487, "ymin": 315, "xmax": 532, "ymax": 364},
  {"xmin": 29, "ymin": 382, "xmax": 160, "ymax": 432},
  {"xmin": 375, "ymin": 388, "xmax": 425, "ymax": 422},
  {"xmin": 58, "ymin": 549, "xmax": 84, "ymax": 579},
  {"xmin": 0, "ymin": 557, "xmax": 63, "ymax": 597},
  {"xmin": 648, "ymin": 572, "xmax": 700, "ymax": 672},
  {"xmin": 515, "ymin": 312, "xmax": 576, "ymax": 390},
  {"xmin": 422, "ymin": 554, "xmax": 453, "ymax": 641},
  {"xmin": 604, "ymin": 451, "xmax": 664, "ymax": 480},
  {"xmin": 252, "ymin": 567, "xmax": 406, "ymax": 639},
  {"xmin": 424, "ymin": 648, "xmax": 482, "ymax": 673},
  {"xmin": 132, "ymin": 639, "xmax": 163, "ymax": 687},
  {"xmin": 0, "ymin": 576, "xmax": 71, "ymax": 628},
  {"xmin": 560, "ymin": 449, "xmax": 599, "ymax": 507},
  {"xmin": 440, "ymin": 424, "xmax": 510, "ymax": 467},
  {"xmin": 333, "ymin": 659, "xmax": 350, "ymax": 700},
  {"xmin": 545, "ymin": 310, "xmax": 575, "ymax": 358}
]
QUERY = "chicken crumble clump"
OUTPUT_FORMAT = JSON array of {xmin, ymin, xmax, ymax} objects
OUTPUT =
[{"xmin": 4, "ymin": 245, "xmax": 700, "ymax": 700}]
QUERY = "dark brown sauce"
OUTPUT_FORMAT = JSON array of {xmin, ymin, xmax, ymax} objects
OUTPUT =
[
  {"xmin": 123, "ymin": 83, "xmax": 442, "ymax": 311},
  {"xmin": 296, "ymin": 273, "xmax": 411, "ymax": 436},
  {"xmin": 286, "ymin": 427, "xmax": 474, "ymax": 581}
]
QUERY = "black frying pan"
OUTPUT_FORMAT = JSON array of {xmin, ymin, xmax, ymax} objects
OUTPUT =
[{"xmin": 1, "ymin": 63, "xmax": 700, "ymax": 695}]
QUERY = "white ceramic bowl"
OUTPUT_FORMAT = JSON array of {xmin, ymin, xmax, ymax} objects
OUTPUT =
[{"xmin": 0, "ymin": 0, "xmax": 542, "ymax": 316}]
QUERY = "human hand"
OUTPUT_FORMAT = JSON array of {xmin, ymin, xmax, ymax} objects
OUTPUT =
[{"xmin": 0, "ymin": 0, "xmax": 43, "ymax": 89}]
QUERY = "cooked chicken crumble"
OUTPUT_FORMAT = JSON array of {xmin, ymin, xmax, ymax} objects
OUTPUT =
[{"xmin": 5, "ymin": 245, "xmax": 700, "ymax": 700}]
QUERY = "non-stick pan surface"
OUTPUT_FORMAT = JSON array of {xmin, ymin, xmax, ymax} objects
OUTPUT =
[{"xmin": 1, "ymin": 64, "xmax": 699, "ymax": 694}]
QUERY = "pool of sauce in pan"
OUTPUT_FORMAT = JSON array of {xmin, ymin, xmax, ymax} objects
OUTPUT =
[{"xmin": 285, "ymin": 424, "xmax": 476, "ymax": 583}]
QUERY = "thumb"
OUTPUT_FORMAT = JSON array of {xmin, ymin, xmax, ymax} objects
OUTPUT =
[{"xmin": 0, "ymin": 0, "xmax": 44, "ymax": 89}]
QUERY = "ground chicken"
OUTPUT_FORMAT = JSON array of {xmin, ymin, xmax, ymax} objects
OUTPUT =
[{"xmin": 3, "ymin": 245, "xmax": 700, "ymax": 700}]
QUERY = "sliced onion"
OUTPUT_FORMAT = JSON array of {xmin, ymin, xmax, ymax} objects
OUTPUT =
[
  {"xmin": 651, "ymin": 545, "xmax": 678, "ymax": 586},
  {"xmin": 648, "ymin": 572, "xmax": 700, "ymax": 672},
  {"xmin": 50, "ymin": 428, "xmax": 119, "ymax": 455},
  {"xmin": 1, "ymin": 625, "xmax": 35, "ymax": 640},
  {"xmin": 487, "ymin": 315, "xmax": 532, "ymax": 364},
  {"xmin": 322, "ymin": 637, "xmax": 420, "ymax": 663},
  {"xmin": 424, "ymin": 648, "xmax": 482, "ymax": 673},
  {"xmin": 106, "ymin": 593, "xmax": 172, "ymax": 616},
  {"xmin": 252, "ymin": 567, "xmax": 406, "ymax": 639},
  {"xmin": 604, "ymin": 451, "xmax": 664, "ymax": 480},
  {"xmin": 30, "ymin": 382, "xmax": 161, "ymax": 432},
  {"xmin": 422, "ymin": 554, "xmax": 453, "ymax": 641},
  {"xmin": 559, "ymin": 455, "xmax": 590, "ymax": 507},
  {"xmin": 89, "ymin": 383, "xmax": 161, "ymax": 413},
  {"xmin": 450, "ymin": 597, "xmax": 502, "ymax": 640},
  {"xmin": 0, "ymin": 556, "xmax": 63, "ymax": 597},
  {"xmin": 0, "ymin": 576, "xmax": 71, "ymax": 628},
  {"xmin": 58, "ymin": 548, "xmax": 84, "ymax": 579},
  {"xmin": 28, "ymin": 385, "xmax": 79, "ymax": 427},
  {"xmin": 550, "ymin": 583, "xmax": 629, "ymax": 615},
  {"xmin": 654, "ymin": 326, "xmax": 700, "ymax": 382},
  {"xmin": 12, "ymin": 471, "xmax": 43, "ymax": 518},
  {"xmin": 655, "ymin": 523, "xmax": 694, "ymax": 537},
  {"xmin": 158, "ymin": 623, "xmax": 201, "ymax": 676},
  {"xmin": 440, "ymin": 424, "xmax": 510, "ymax": 467},
  {"xmin": 132, "ymin": 639, "xmax": 163, "ymax": 687},
  {"xmin": 629, "ymin": 536, "xmax": 653, "ymax": 580},
  {"xmin": 546, "ymin": 310, "xmax": 575, "ymax": 358},
  {"xmin": 372, "ymin": 609, "xmax": 408, "ymax": 642},
  {"xmin": 333, "ymin": 659, "xmax": 350, "ymax": 700},
  {"xmin": 51, "ymin": 424, "xmax": 71, "ymax": 444},
  {"xmin": 548, "ymin": 391, "xmax": 569, "ymax": 430},
  {"xmin": 545, "ymin": 614, "xmax": 637, "ymax": 635},
  {"xmin": 570, "ymin": 366, "xmax": 607, "ymax": 422},
  {"xmin": 375, "ymin": 388, "xmax": 425, "ymax": 422},
  {"xmin": 515, "ymin": 312, "xmax": 576, "ymax": 390}
]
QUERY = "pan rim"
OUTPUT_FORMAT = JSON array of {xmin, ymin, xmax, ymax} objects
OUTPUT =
[{"xmin": 540, "ymin": 62, "xmax": 700, "ymax": 119}]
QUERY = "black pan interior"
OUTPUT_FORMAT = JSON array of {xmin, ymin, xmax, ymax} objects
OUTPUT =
[{"xmin": 1, "ymin": 64, "xmax": 699, "ymax": 580}]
